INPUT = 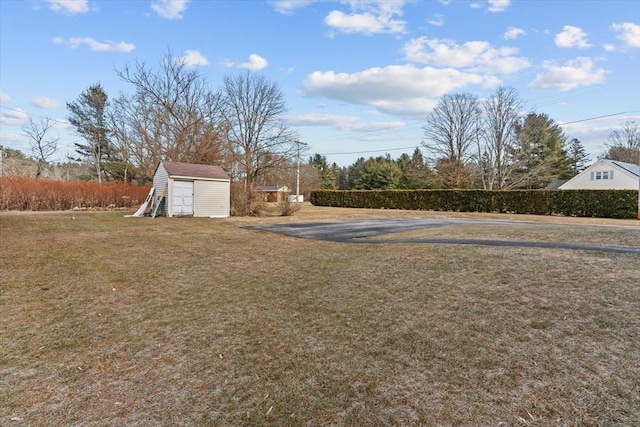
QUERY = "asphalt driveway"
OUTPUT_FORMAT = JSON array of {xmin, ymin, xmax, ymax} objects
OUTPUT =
[{"xmin": 244, "ymin": 218, "xmax": 640, "ymax": 254}]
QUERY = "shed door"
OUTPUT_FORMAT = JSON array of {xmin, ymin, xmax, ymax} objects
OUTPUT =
[{"xmin": 173, "ymin": 181, "xmax": 194, "ymax": 216}]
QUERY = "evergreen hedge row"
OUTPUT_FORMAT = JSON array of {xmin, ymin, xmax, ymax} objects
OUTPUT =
[{"xmin": 309, "ymin": 189, "xmax": 639, "ymax": 219}]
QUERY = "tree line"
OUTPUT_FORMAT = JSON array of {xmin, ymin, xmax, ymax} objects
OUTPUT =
[
  {"xmin": 63, "ymin": 51, "xmax": 298, "ymax": 192},
  {"xmin": 10, "ymin": 52, "xmax": 640, "ymax": 194},
  {"xmin": 308, "ymin": 88, "xmax": 638, "ymax": 191}
]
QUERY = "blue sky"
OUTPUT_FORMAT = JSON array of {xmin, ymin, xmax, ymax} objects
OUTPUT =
[{"xmin": 1, "ymin": 0, "xmax": 639, "ymax": 167}]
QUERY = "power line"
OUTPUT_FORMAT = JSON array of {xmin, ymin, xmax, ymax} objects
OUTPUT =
[
  {"xmin": 0, "ymin": 105, "xmax": 69, "ymax": 124},
  {"xmin": 314, "ymin": 110, "xmax": 640, "ymax": 158},
  {"xmin": 560, "ymin": 111, "xmax": 634, "ymax": 125},
  {"xmin": 322, "ymin": 145, "xmax": 420, "ymax": 156}
]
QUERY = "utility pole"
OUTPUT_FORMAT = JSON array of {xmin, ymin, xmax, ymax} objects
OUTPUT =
[{"xmin": 295, "ymin": 140, "xmax": 307, "ymax": 203}]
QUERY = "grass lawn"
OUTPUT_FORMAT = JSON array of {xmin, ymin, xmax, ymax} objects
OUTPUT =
[{"xmin": 1, "ymin": 206, "xmax": 639, "ymax": 426}]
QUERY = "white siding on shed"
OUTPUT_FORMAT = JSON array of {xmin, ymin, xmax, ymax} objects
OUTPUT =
[
  {"xmin": 153, "ymin": 161, "xmax": 231, "ymax": 218},
  {"xmin": 194, "ymin": 180, "xmax": 230, "ymax": 218},
  {"xmin": 153, "ymin": 164, "xmax": 169, "ymax": 216},
  {"xmin": 153, "ymin": 164, "xmax": 168, "ymax": 192}
]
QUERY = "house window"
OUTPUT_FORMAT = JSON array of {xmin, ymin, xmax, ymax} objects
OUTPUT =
[{"xmin": 591, "ymin": 170, "xmax": 614, "ymax": 180}]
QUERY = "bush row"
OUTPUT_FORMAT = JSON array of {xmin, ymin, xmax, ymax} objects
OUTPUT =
[
  {"xmin": 310, "ymin": 189, "xmax": 639, "ymax": 219},
  {"xmin": 0, "ymin": 177, "xmax": 151, "ymax": 211}
]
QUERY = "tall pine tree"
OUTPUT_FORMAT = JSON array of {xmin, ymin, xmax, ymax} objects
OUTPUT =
[
  {"xmin": 67, "ymin": 83, "xmax": 114, "ymax": 183},
  {"xmin": 511, "ymin": 113, "xmax": 571, "ymax": 188},
  {"xmin": 566, "ymin": 138, "xmax": 590, "ymax": 177}
]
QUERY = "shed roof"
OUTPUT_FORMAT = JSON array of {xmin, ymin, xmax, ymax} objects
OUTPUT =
[{"xmin": 162, "ymin": 161, "xmax": 230, "ymax": 180}]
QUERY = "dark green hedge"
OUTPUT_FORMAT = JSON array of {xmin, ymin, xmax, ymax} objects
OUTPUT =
[{"xmin": 309, "ymin": 189, "xmax": 639, "ymax": 219}]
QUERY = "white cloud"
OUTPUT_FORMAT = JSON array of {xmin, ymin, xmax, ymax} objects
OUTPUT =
[
  {"xmin": 0, "ymin": 92, "xmax": 11, "ymax": 103},
  {"xmin": 324, "ymin": 2, "xmax": 406, "ymax": 35},
  {"xmin": 0, "ymin": 108, "xmax": 28, "ymax": 125},
  {"xmin": 0, "ymin": 132, "xmax": 26, "ymax": 146},
  {"xmin": 220, "ymin": 54, "xmax": 268, "ymax": 71},
  {"xmin": 151, "ymin": 0, "xmax": 189, "ymax": 20},
  {"xmin": 402, "ymin": 37, "xmax": 530, "ymax": 74},
  {"xmin": 428, "ymin": 13, "xmax": 444, "ymax": 27},
  {"xmin": 272, "ymin": 1, "xmax": 409, "ymax": 35},
  {"xmin": 219, "ymin": 58, "xmax": 234, "ymax": 69},
  {"xmin": 47, "ymin": 0, "xmax": 89, "ymax": 15},
  {"xmin": 528, "ymin": 57, "xmax": 606, "ymax": 91},
  {"xmin": 53, "ymin": 36, "xmax": 135, "ymax": 52},
  {"xmin": 611, "ymin": 22, "xmax": 640, "ymax": 48},
  {"xmin": 603, "ymin": 44, "xmax": 616, "ymax": 52},
  {"xmin": 504, "ymin": 27, "xmax": 525, "ymax": 40},
  {"xmin": 487, "ymin": 0, "xmax": 511, "ymax": 12},
  {"xmin": 303, "ymin": 64, "xmax": 494, "ymax": 117},
  {"xmin": 555, "ymin": 25, "xmax": 591, "ymax": 48},
  {"xmin": 287, "ymin": 113, "xmax": 404, "ymax": 132},
  {"xmin": 179, "ymin": 50, "xmax": 208, "ymax": 67},
  {"xmin": 270, "ymin": 0, "xmax": 319, "ymax": 15},
  {"xmin": 240, "ymin": 54, "xmax": 268, "ymax": 70},
  {"xmin": 31, "ymin": 96, "xmax": 60, "ymax": 109},
  {"xmin": 370, "ymin": 98, "xmax": 441, "ymax": 118}
]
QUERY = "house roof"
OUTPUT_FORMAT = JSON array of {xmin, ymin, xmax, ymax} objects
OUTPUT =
[
  {"xmin": 610, "ymin": 160, "xmax": 640, "ymax": 177},
  {"xmin": 255, "ymin": 185, "xmax": 290, "ymax": 192},
  {"xmin": 546, "ymin": 179, "xmax": 569, "ymax": 189},
  {"xmin": 558, "ymin": 158, "xmax": 639, "ymax": 190},
  {"xmin": 162, "ymin": 161, "xmax": 230, "ymax": 180}
]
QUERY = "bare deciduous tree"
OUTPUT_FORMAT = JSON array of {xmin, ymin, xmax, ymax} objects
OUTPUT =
[
  {"xmin": 604, "ymin": 121, "xmax": 640, "ymax": 165},
  {"xmin": 221, "ymin": 71, "xmax": 298, "ymax": 190},
  {"xmin": 21, "ymin": 117, "xmax": 59, "ymax": 178},
  {"xmin": 422, "ymin": 92, "xmax": 481, "ymax": 188},
  {"xmin": 478, "ymin": 86, "xmax": 523, "ymax": 189},
  {"xmin": 115, "ymin": 50, "xmax": 226, "ymax": 179}
]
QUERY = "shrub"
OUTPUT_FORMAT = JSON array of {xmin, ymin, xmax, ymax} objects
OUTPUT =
[
  {"xmin": 310, "ymin": 189, "xmax": 639, "ymax": 219},
  {"xmin": 277, "ymin": 197, "xmax": 301, "ymax": 216},
  {"xmin": 0, "ymin": 177, "xmax": 150, "ymax": 211},
  {"xmin": 229, "ymin": 182, "xmax": 265, "ymax": 217}
]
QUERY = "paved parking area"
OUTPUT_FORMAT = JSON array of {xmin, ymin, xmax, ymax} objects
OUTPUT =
[{"xmin": 245, "ymin": 218, "xmax": 640, "ymax": 254}]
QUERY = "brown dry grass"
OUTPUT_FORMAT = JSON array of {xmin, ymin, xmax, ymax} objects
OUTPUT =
[{"xmin": 1, "ymin": 205, "xmax": 639, "ymax": 426}]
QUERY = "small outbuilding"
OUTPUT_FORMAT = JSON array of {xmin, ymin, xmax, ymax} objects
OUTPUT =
[
  {"xmin": 254, "ymin": 185, "xmax": 290, "ymax": 202},
  {"xmin": 559, "ymin": 159, "xmax": 639, "ymax": 190},
  {"xmin": 153, "ymin": 161, "xmax": 231, "ymax": 218}
]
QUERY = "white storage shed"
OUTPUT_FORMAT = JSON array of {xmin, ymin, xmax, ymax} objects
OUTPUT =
[{"xmin": 153, "ymin": 161, "xmax": 231, "ymax": 218}]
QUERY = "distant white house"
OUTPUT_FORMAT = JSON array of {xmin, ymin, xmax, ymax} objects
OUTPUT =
[{"xmin": 559, "ymin": 159, "xmax": 639, "ymax": 190}]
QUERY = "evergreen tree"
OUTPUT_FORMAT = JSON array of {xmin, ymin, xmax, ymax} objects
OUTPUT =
[
  {"xmin": 566, "ymin": 138, "xmax": 590, "ymax": 177},
  {"xmin": 398, "ymin": 147, "xmax": 434, "ymax": 189},
  {"xmin": 67, "ymin": 83, "xmax": 115, "ymax": 183},
  {"xmin": 309, "ymin": 154, "xmax": 337, "ymax": 189},
  {"xmin": 511, "ymin": 113, "xmax": 570, "ymax": 188},
  {"xmin": 355, "ymin": 156, "xmax": 403, "ymax": 189},
  {"xmin": 347, "ymin": 157, "xmax": 366, "ymax": 189},
  {"xmin": 335, "ymin": 166, "xmax": 350, "ymax": 190}
]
